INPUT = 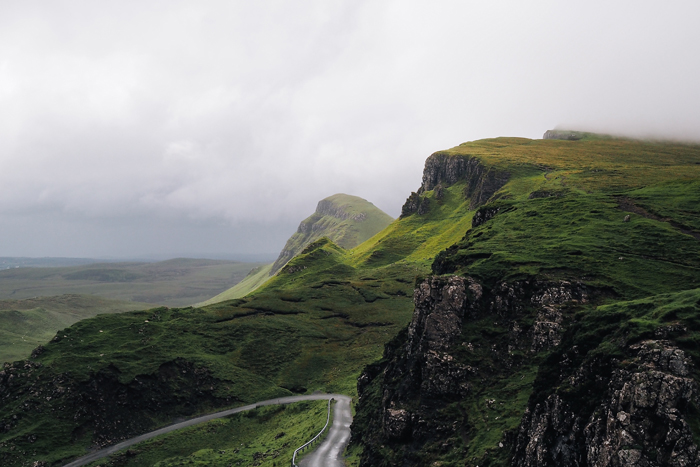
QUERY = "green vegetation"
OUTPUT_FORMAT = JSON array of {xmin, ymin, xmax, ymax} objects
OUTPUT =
[
  {"xmin": 0, "ymin": 186, "xmax": 466, "ymax": 465},
  {"xmin": 198, "ymin": 263, "xmax": 273, "ymax": 306},
  {"xmin": 269, "ymin": 193, "xmax": 394, "ymax": 276},
  {"xmin": 0, "ymin": 258, "xmax": 265, "ymax": 307},
  {"xmin": 2, "ymin": 135, "xmax": 700, "ymax": 466},
  {"xmin": 0, "ymin": 295, "xmax": 151, "ymax": 364},
  {"xmin": 201, "ymin": 193, "xmax": 395, "ymax": 306},
  {"xmin": 433, "ymin": 137, "xmax": 700, "ymax": 299},
  {"xmin": 84, "ymin": 400, "xmax": 330, "ymax": 467},
  {"xmin": 352, "ymin": 136, "xmax": 700, "ymax": 466}
]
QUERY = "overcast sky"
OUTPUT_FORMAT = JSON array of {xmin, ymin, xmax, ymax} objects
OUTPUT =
[{"xmin": 2, "ymin": 1, "xmax": 699, "ymax": 259}]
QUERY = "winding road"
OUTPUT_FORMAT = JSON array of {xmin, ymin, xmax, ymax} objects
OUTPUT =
[
  {"xmin": 298, "ymin": 395, "xmax": 353, "ymax": 467},
  {"xmin": 62, "ymin": 393, "xmax": 352, "ymax": 467}
]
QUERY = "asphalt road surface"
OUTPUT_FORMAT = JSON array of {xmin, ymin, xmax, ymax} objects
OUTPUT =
[
  {"xmin": 62, "ymin": 393, "xmax": 349, "ymax": 467},
  {"xmin": 298, "ymin": 395, "xmax": 353, "ymax": 467}
]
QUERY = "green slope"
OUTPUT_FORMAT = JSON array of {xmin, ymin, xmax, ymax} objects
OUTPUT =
[
  {"xmin": 269, "ymin": 193, "xmax": 394, "ymax": 275},
  {"xmin": 197, "ymin": 264, "xmax": 274, "ymax": 306},
  {"xmin": 2, "ymin": 135, "xmax": 700, "ymax": 466},
  {"xmin": 0, "ymin": 295, "xmax": 152, "ymax": 364},
  {"xmin": 0, "ymin": 192, "xmax": 462, "ymax": 466},
  {"xmin": 200, "ymin": 193, "xmax": 394, "ymax": 306}
]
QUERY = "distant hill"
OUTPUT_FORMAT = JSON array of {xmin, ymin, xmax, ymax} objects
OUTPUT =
[
  {"xmin": 199, "ymin": 194, "xmax": 394, "ymax": 305},
  {"xmin": 0, "ymin": 258, "xmax": 265, "ymax": 307},
  {"xmin": 0, "ymin": 257, "xmax": 106, "ymax": 269},
  {"xmin": 269, "ymin": 193, "xmax": 394, "ymax": 275}
]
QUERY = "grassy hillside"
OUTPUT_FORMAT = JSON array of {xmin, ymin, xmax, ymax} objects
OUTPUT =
[
  {"xmin": 200, "ymin": 193, "xmax": 395, "ymax": 306},
  {"xmin": 83, "ymin": 400, "xmax": 330, "ymax": 467},
  {"xmin": 0, "ymin": 188, "xmax": 467, "ymax": 466},
  {"xmin": 269, "ymin": 193, "xmax": 394, "ymax": 275},
  {"xmin": 197, "ymin": 263, "xmax": 273, "ymax": 306},
  {"xmin": 0, "ymin": 295, "xmax": 152, "ymax": 364},
  {"xmin": 2, "ymin": 135, "xmax": 700, "ymax": 466},
  {"xmin": 0, "ymin": 258, "xmax": 265, "ymax": 307},
  {"xmin": 431, "ymin": 137, "xmax": 700, "ymax": 295}
]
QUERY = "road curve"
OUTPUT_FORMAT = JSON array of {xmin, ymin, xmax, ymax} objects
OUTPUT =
[
  {"xmin": 298, "ymin": 395, "xmax": 353, "ymax": 467},
  {"xmin": 62, "ymin": 393, "xmax": 349, "ymax": 467}
]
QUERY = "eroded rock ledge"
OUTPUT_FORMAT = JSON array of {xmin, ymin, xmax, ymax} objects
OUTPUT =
[{"xmin": 400, "ymin": 152, "xmax": 509, "ymax": 217}]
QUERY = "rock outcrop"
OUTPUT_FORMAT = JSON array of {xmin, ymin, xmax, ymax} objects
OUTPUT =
[
  {"xmin": 353, "ymin": 269, "xmax": 700, "ymax": 466},
  {"xmin": 400, "ymin": 192, "xmax": 424, "ymax": 218},
  {"xmin": 543, "ymin": 129, "xmax": 584, "ymax": 140},
  {"xmin": 400, "ymin": 152, "xmax": 509, "ymax": 218},
  {"xmin": 353, "ymin": 276, "xmax": 588, "ymax": 466},
  {"xmin": 472, "ymin": 205, "xmax": 502, "ymax": 228},
  {"xmin": 514, "ymin": 340, "xmax": 700, "ymax": 467}
]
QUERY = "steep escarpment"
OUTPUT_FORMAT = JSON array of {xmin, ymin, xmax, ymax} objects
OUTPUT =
[
  {"xmin": 352, "ymin": 135, "xmax": 700, "ymax": 466},
  {"xmin": 401, "ymin": 152, "xmax": 509, "ymax": 218},
  {"xmin": 354, "ymin": 273, "xmax": 700, "ymax": 467},
  {"xmin": 270, "ymin": 193, "xmax": 393, "ymax": 275},
  {"xmin": 353, "ymin": 276, "xmax": 589, "ymax": 466}
]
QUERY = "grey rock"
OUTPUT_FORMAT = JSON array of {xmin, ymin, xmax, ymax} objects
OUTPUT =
[
  {"xmin": 401, "ymin": 152, "xmax": 509, "ymax": 217},
  {"xmin": 514, "ymin": 340, "xmax": 700, "ymax": 467},
  {"xmin": 543, "ymin": 130, "xmax": 584, "ymax": 141},
  {"xmin": 472, "ymin": 206, "xmax": 501, "ymax": 228}
]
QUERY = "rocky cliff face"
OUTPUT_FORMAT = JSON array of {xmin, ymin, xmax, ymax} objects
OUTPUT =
[
  {"xmin": 353, "ymin": 271, "xmax": 700, "ymax": 466},
  {"xmin": 352, "ymin": 275, "xmax": 589, "ymax": 466},
  {"xmin": 543, "ymin": 130, "xmax": 584, "ymax": 141},
  {"xmin": 315, "ymin": 199, "xmax": 368, "ymax": 221},
  {"xmin": 514, "ymin": 340, "xmax": 700, "ymax": 467},
  {"xmin": 400, "ymin": 152, "xmax": 509, "ymax": 218}
]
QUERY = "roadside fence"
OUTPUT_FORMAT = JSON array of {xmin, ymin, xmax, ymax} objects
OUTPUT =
[{"xmin": 291, "ymin": 398, "xmax": 333, "ymax": 467}]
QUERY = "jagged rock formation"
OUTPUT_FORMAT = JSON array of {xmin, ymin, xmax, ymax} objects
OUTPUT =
[
  {"xmin": 352, "ymin": 135, "xmax": 700, "ymax": 466},
  {"xmin": 472, "ymin": 205, "xmax": 502, "ymax": 228},
  {"xmin": 514, "ymin": 340, "xmax": 700, "ymax": 466},
  {"xmin": 270, "ymin": 193, "xmax": 393, "ymax": 275},
  {"xmin": 400, "ymin": 152, "xmax": 509, "ymax": 217},
  {"xmin": 353, "ymin": 275, "xmax": 588, "ymax": 466},
  {"xmin": 354, "ymin": 273, "xmax": 700, "ymax": 466}
]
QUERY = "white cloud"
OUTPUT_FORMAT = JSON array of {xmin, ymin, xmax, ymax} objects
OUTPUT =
[{"xmin": 0, "ymin": 0, "xmax": 699, "ymax": 256}]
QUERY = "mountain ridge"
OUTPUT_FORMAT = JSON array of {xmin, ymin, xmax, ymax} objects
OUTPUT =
[
  {"xmin": 2, "ymin": 133, "xmax": 700, "ymax": 466},
  {"xmin": 269, "ymin": 193, "xmax": 394, "ymax": 275},
  {"xmin": 351, "ymin": 134, "xmax": 700, "ymax": 466}
]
